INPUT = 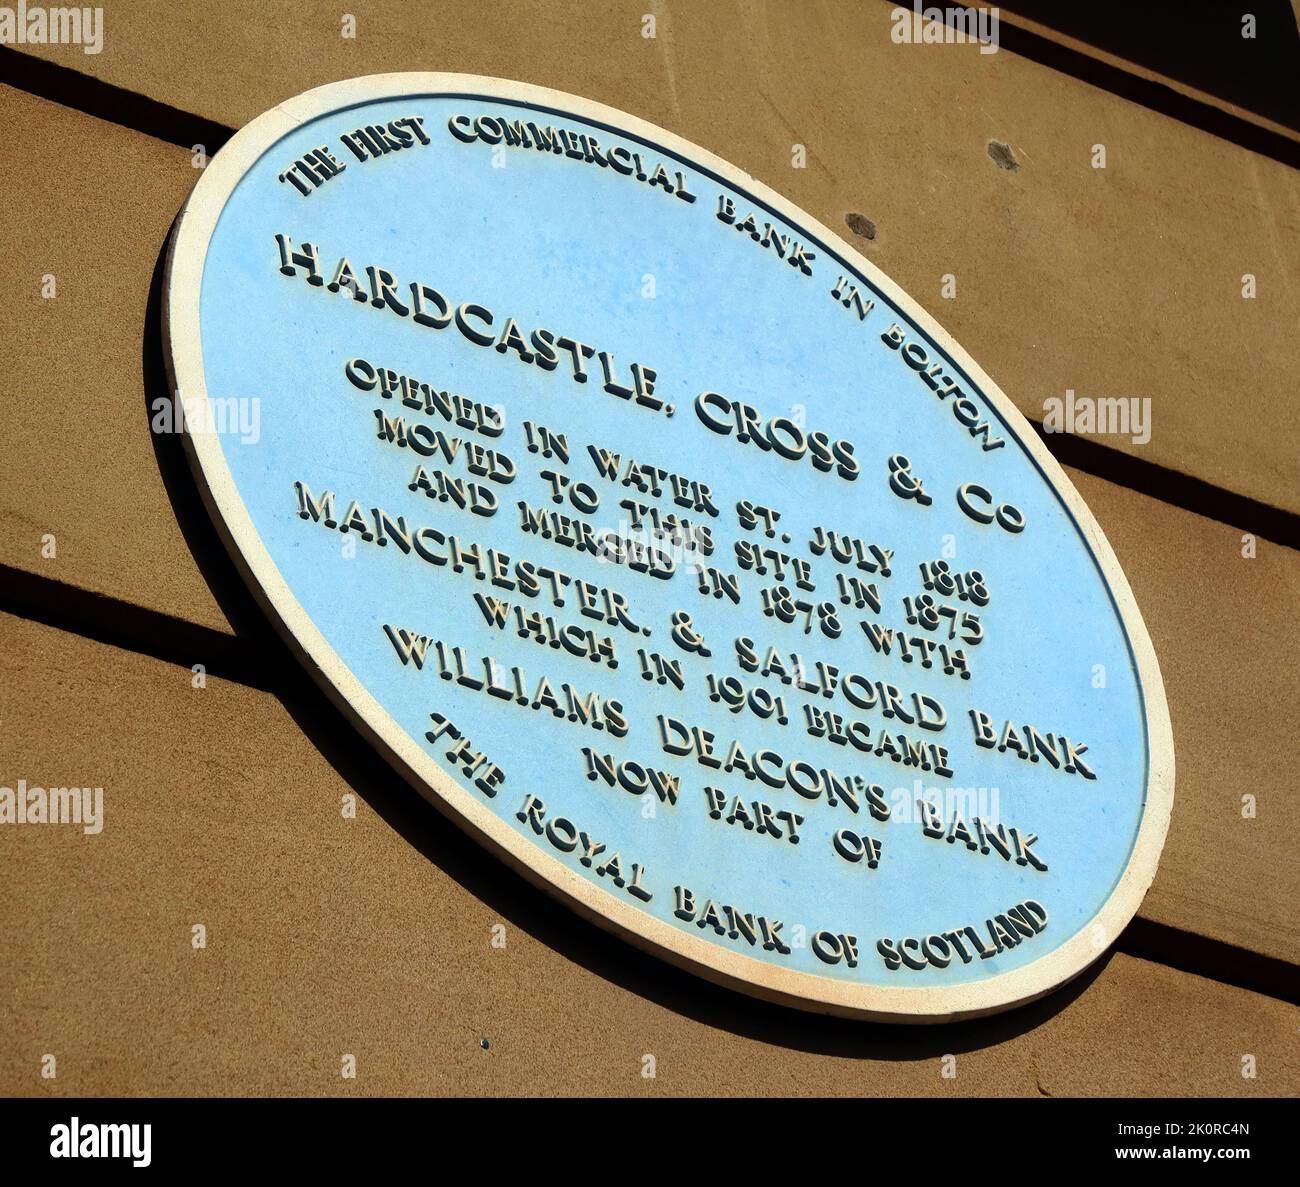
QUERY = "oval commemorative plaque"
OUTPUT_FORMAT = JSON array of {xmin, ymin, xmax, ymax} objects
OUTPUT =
[{"xmin": 165, "ymin": 74, "xmax": 1173, "ymax": 1022}]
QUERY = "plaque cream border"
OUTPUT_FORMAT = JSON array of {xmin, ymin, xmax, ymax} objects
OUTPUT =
[{"xmin": 164, "ymin": 73, "xmax": 1175, "ymax": 1023}]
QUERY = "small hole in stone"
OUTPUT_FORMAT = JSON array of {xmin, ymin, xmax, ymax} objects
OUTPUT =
[
  {"xmin": 845, "ymin": 212, "xmax": 876, "ymax": 241},
  {"xmin": 480, "ymin": 1038, "xmax": 490, "ymax": 1050},
  {"xmin": 987, "ymin": 140, "xmax": 1020, "ymax": 171}
]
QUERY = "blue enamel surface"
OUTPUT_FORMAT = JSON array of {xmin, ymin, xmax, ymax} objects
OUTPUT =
[{"xmin": 194, "ymin": 92, "xmax": 1150, "ymax": 988}]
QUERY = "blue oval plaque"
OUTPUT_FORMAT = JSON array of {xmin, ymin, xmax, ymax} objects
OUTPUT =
[{"xmin": 166, "ymin": 75, "xmax": 1174, "ymax": 1021}]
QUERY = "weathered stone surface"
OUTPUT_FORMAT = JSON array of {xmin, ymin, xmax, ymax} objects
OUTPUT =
[
  {"xmin": 1071, "ymin": 470, "xmax": 1300, "ymax": 965},
  {"xmin": 1, "ymin": 613, "xmax": 1295, "ymax": 1096},
  {"xmin": 0, "ymin": 83, "xmax": 229, "ymax": 633},
  {"xmin": 2, "ymin": 41, "xmax": 1300, "ymax": 1055}
]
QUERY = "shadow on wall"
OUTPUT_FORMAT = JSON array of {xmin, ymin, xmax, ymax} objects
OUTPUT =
[
  {"xmin": 138, "ymin": 236, "xmax": 1114, "ymax": 1055},
  {"xmin": 1002, "ymin": 0, "xmax": 1300, "ymax": 131}
]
